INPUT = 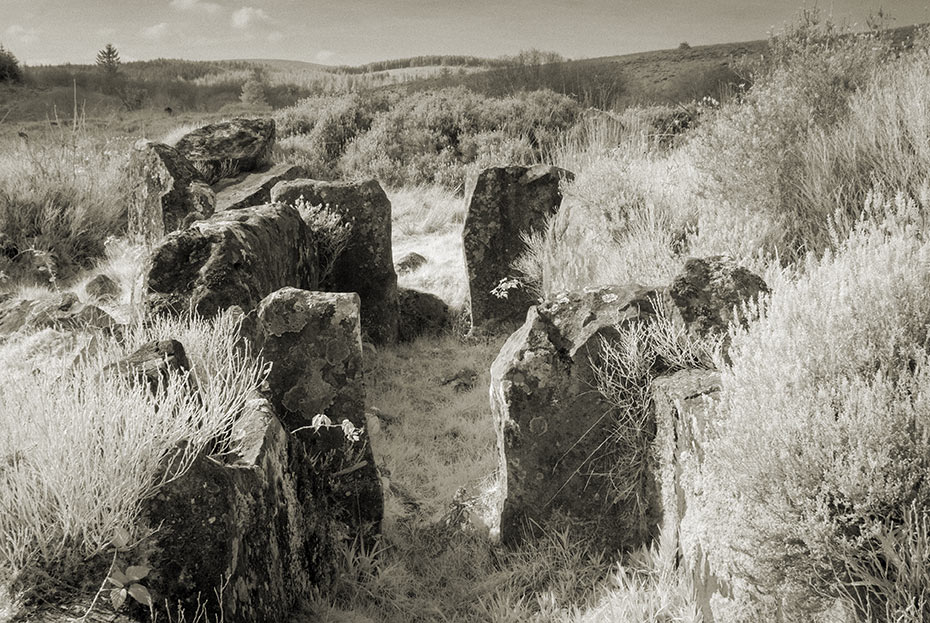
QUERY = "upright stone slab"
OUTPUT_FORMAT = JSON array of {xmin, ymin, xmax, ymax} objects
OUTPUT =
[
  {"xmin": 271, "ymin": 179, "xmax": 399, "ymax": 344},
  {"xmin": 146, "ymin": 203, "xmax": 317, "ymax": 317},
  {"xmin": 489, "ymin": 285, "xmax": 662, "ymax": 551},
  {"xmin": 653, "ymin": 370, "xmax": 727, "ymax": 623},
  {"xmin": 126, "ymin": 140, "xmax": 215, "ymax": 240},
  {"xmin": 174, "ymin": 118, "xmax": 275, "ymax": 184},
  {"xmin": 463, "ymin": 165, "xmax": 572, "ymax": 332},
  {"xmin": 255, "ymin": 287, "xmax": 383, "ymax": 567},
  {"xmin": 140, "ymin": 395, "xmax": 314, "ymax": 621}
]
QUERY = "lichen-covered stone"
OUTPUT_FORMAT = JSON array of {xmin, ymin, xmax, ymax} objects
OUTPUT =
[
  {"xmin": 255, "ymin": 287, "xmax": 383, "ymax": 559},
  {"xmin": 174, "ymin": 118, "xmax": 276, "ymax": 184},
  {"xmin": 489, "ymin": 285, "xmax": 661, "ymax": 550},
  {"xmin": 140, "ymin": 395, "xmax": 312, "ymax": 621},
  {"xmin": 126, "ymin": 140, "xmax": 215, "ymax": 240},
  {"xmin": 215, "ymin": 163, "xmax": 309, "ymax": 211},
  {"xmin": 398, "ymin": 287, "xmax": 451, "ymax": 342},
  {"xmin": 462, "ymin": 165, "xmax": 573, "ymax": 332},
  {"xmin": 652, "ymin": 370, "xmax": 726, "ymax": 623},
  {"xmin": 271, "ymin": 178, "xmax": 399, "ymax": 344},
  {"xmin": 669, "ymin": 255, "xmax": 769, "ymax": 338},
  {"xmin": 146, "ymin": 203, "xmax": 318, "ymax": 318}
]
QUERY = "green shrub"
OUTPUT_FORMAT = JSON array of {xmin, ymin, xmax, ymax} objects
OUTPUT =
[{"xmin": 697, "ymin": 193, "xmax": 930, "ymax": 620}]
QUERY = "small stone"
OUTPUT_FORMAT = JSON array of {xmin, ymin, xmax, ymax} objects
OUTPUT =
[
  {"xmin": 395, "ymin": 252, "xmax": 428, "ymax": 274},
  {"xmin": 85, "ymin": 274, "xmax": 121, "ymax": 301}
]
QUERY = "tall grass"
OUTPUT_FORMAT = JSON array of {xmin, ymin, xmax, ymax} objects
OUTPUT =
[
  {"xmin": 0, "ymin": 311, "xmax": 267, "ymax": 595},
  {"xmin": 0, "ymin": 121, "xmax": 129, "ymax": 285}
]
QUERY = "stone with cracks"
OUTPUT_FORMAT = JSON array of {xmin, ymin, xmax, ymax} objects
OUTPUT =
[
  {"xmin": 271, "ymin": 179, "xmax": 399, "ymax": 344},
  {"xmin": 462, "ymin": 165, "xmax": 572, "ymax": 332},
  {"xmin": 214, "ymin": 163, "xmax": 309, "ymax": 211},
  {"xmin": 255, "ymin": 287, "xmax": 384, "ymax": 569},
  {"xmin": 126, "ymin": 140, "xmax": 215, "ymax": 240},
  {"xmin": 652, "ymin": 370, "xmax": 727, "ymax": 623},
  {"xmin": 489, "ymin": 285, "xmax": 663, "ymax": 551},
  {"xmin": 174, "ymin": 118, "xmax": 276, "ymax": 184},
  {"xmin": 146, "ymin": 203, "xmax": 317, "ymax": 318},
  {"xmin": 139, "ymin": 395, "xmax": 315, "ymax": 622}
]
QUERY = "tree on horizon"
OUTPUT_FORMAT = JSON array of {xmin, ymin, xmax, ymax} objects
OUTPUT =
[{"xmin": 96, "ymin": 43, "xmax": 121, "ymax": 76}]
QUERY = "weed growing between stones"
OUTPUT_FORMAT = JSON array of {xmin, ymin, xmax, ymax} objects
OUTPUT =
[
  {"xmin": 593, "ymin": 296, "xmax": 720, "ymax": 549},
  {"xmin": 288, "ymin": 195, "xmax": 353, "ymax": 287}
]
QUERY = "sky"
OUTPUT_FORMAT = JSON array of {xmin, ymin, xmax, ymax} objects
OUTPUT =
[{"xmin": 4, "ymin": 0, "xmax": 930, "ymax": 67}]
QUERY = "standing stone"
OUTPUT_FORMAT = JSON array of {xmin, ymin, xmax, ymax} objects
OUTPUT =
[
  {"xmin": 488, "ymin": 285, "xmax": 662, "ymax": 551},
  {"xmin": 146, "ymin": 203, "xmax": 317, "ymax": 318},
  {"xmin": 652, "ymin": 370, "xmax": 727, "ymax": 623},
  {"xmin": 271, "ymin": 179, "xmax": 399, "ymax": 345},
  {"xmin": 462, "ymin": 165, "xmax": 573, "ymax": 332},
  {"xmin": 255, "ymin": 287, "xmax": 383, "ymax": 574},
  {"xmin": 126, "ymin": 140, "xmax": 215, "ymax": 240},
  {"xmin": 140, "ymin": 395, "xmax": 313, "ymax": 622},
  {"xmin": 174, "ymin": 118, "xmax": 276, "ymax": 184}
]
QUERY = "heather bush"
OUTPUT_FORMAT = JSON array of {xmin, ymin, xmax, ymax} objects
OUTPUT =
[{"xmin": 696, "ymin": 193, "xmax": 930, "ymax": 621}]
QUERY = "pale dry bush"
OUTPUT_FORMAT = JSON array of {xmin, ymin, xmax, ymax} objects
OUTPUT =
[
  {"xmin": 0, "ymin": 311, "xmax": 267, "ymax": 587},
  {"xmin": 696, "ymin": 194, "xmax": 930, "ymax": 621}
]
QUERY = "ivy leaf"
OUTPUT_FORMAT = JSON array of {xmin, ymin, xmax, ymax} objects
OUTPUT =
[
  {"xmin": 107, "ymin": 569, "xmax": 130, "ymax": 588},
  {"xmin": 128, "ymin": 583, "xmax": 153, "ymax": 608},
  {"xmin": 110, "ymin": 587, "xmax": 127, "ymax": 610},
  {"xmin": 125, "ymin": 565, "xmax": 150, "ymax": 582},
  {"xmin": 111, "ymin": 527, "xmax": 131, "ymax": 550}
]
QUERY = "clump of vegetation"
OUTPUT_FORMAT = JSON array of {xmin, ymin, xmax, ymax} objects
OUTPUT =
[
  {"xmin": 0, "ymin": 310, "xmax": 267, "ymax": 603},
  {"xmin": 697, "ymin": 194, "xmax": 930, "ymax": 621}
]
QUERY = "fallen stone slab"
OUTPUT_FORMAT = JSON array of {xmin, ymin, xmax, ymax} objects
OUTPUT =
[
  {"xmin": 174, "ymin": 118, "xmax": 276, "ymax": 184},
  {"xmin": 214, "ymin": 163, "xmax": 309, "ymax": 212}
]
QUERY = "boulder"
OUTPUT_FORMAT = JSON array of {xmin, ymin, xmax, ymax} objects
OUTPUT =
[
  {"xmin": 214, "ymin": 163, "xmax": 309, "ymax": 212},
  {"xmin": 669, "ymin": 255, "xmax": 769, "ymax": 338},
  {"xmin": 146, "ymin": 203, "xmax": 317, "ymax": 318},
  {"xmin": 652, "ymin": 370, "xmax": 727, "ymax": 623},
  {"xmin": 398, "ymin": 288, "xmax": 451, "ymax": 342},
  {"xmin": 395, "ymin": 251, "xmax": 427, "ymax": 274},
  {"xmin": 255, "ymin": 287, "xmax": 383, "ymax": 563},
  {"xmin": 126, "ymin": 140, "xmax": 215, "ymax": 240},
  {"xmin": 104, "ymin": 339, "xmax": 192, "ymax": 394},
  {"xmin": 462, "ymin": 165, "xmax": 572, "ymax": 332},
  {"xmin": 0, "ymin": 292, "xmax": 115, "ymax": 336},
  {"xmin": 84, "ymin": 274, "xmax": 121, "ymax": 301},
  {"xmin": 139, "ymin": 395, "xmax": 314, "ymax": 621},
  {"xmin": 488, "ymin": 285, "xmax": 663, "ymax": 550},
  {"xmin": 271, "ymin": 179, "xmax": 399, "ymax": 344},
  {"xmin": 174, "ymin": 118, "xmax": 276, "ymax": 184}
]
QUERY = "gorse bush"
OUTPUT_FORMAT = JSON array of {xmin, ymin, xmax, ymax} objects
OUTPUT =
[
  {"xmin": 276, "ymin": 87, "xmax": 580, "ymax": 188},
  {"xmin": 696, "ymin": 193, "xmax": 930, "ymax": 621}
]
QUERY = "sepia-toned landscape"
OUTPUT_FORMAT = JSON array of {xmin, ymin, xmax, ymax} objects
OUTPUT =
[{"xmin": 2, "ymin": 4, "xmax": 930, "ymax": 622}]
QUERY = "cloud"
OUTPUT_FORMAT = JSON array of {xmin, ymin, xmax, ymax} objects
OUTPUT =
[
  {"xmin": 314, "ymin": 49, "xmax": 336, "ymax": 64},
  {"xmin": 170, "ymin": 0, "xmax": 222, "ymax": 14},
  {"xmin": 231, "ymin": 6, "xmax": 271, "ymax": 29},
  {"xmin": 5, "ymin": 25, "xmax": 39, "ymax": 44},
  {"xmin": 142, "ymin": 22, "xmax": 170, "ymax": 40},
  {"xmin": 267, "ymin": 31, "xmax": 283, "ymax": 42}
]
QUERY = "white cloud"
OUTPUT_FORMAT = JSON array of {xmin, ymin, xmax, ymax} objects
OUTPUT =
[
  {"xmin": 231, "ymin": 6, "xmax": 271, "ymax": 29},
  {"xmin": 314, "ymin": 49, "xmax": 336, "ymax": 64},
  {"xmin": 170, "ymin": 0, "xmax": 222, "ymax": 14},
  {"xmin": 267, "ymin": 30, "xmax": 283, "ymax": 42},
  {"xmin": 5, "ymin": 24, "xmax": 39, "ymax": 44},
  {"xmin": 142, "ymin": 22, "xmax": 170, "ymax": 40}
]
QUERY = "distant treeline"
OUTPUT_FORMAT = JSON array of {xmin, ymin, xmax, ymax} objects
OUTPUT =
[{"xmin": 326, "ymin": 50, "xmax": 565, "ymax": 75}]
